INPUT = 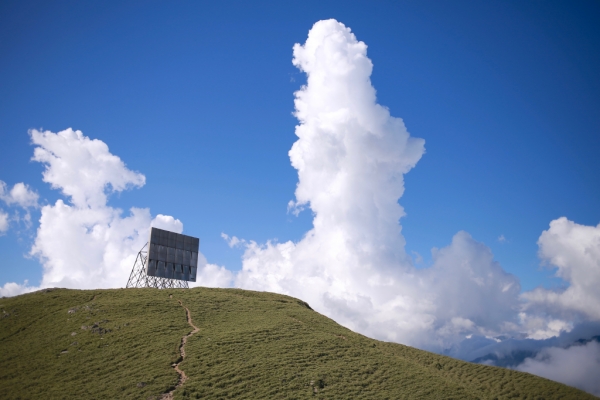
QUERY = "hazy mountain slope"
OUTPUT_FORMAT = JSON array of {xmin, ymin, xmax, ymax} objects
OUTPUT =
[{"xmin": 0, "ymin": 288, "xmax": 594, "ymax": 399}]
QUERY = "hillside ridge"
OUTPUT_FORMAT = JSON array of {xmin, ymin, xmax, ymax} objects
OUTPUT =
[{"xmin": 0, "ymin": 287, "xmax": 595, "ymax": 399}]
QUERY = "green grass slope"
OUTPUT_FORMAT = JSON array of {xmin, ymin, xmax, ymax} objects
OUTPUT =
[{"xmin": 0, "ymin": 287, "xmax": 594, "ymax": 399}]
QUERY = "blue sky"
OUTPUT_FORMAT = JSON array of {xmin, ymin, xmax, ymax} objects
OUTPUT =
[
  {"xmin": 2, "ymin": 0, "xmax": 598, "ymax": 290},
  {"xmin": 2, "ymin": 1, "xmax": 600, "ymax": 394}
]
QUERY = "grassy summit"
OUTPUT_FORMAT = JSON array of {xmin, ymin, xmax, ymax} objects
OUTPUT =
[{"xmin": 0, "ymin": 288, "xmax": 594, "ymax": 399}]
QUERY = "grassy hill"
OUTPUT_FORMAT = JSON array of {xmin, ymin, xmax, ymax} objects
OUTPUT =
[{"xmin": 0, "ymin": 287, "xmax": 595, "ymax": 399}]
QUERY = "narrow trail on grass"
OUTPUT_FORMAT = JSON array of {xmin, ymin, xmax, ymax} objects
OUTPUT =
[{"xmin": 162, "ymin": 299, "xmax": 200, "ymax": 400}]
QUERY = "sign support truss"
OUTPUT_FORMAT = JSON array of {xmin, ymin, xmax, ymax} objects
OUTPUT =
[{"xmin": 126, "ymin": 243, "xmax": 189, "ymax": 289}]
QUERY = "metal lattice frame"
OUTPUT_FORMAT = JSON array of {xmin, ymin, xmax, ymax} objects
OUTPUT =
[{"xmin": 126, "ymin": 243, "xmax": 189, "ymax": 289}]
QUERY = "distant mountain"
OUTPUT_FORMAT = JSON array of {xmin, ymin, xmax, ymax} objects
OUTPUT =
[
  {"xmin": 471, "ymin": 335, "xmax": 600, "ymax": 368},
  {"xmin": 0, "ymin": 288, "xmax": 595, "ymax": 399}
]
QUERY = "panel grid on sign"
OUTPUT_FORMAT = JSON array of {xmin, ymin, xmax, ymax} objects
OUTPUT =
[{"xmin": 146, "ymin": 227, "xmax": 199, "ymax": 282}]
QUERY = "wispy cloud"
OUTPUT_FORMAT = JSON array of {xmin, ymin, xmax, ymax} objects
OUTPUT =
[
  {"xmin": 0, "ymin": 210, "xmax": 8, "ymax": 235},
  {"xmin": 221, "ymin": 232, "xmax": 245, "ymax": 248},
  {"xmin": 0, "ymin": 180, "xmax": 40, "ymax": 234},
  {"xmin": 0, "ymin": 181, "xmax": 39, "ymax": 209}
]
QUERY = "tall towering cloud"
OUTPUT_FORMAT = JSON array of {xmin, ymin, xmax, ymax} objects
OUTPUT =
[{"xmin": 235, "ymin": 19, "xmax": 523, "ymax": 351}]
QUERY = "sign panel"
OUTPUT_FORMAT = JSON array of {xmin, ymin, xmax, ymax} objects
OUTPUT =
[{"xmin": 146, "ymin": 227, "xmax": 199, "ymax": 282}]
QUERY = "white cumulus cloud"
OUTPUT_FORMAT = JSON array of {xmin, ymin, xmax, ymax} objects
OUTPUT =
[
  {"xmin": 30, "ymin": 128, "xmax": 145, "ymax": 208},
  {"xmin": 151, "ymin": 214, "xmax": 184, "ymax": 233},
  {"xmin": 0, "ymin": 128, "xmax": 188, "ymax": 296},
  {"xmin": 0, "ymin": 281, "xmax": 35, "ymax": 297},
  {"xmin": 192, "ymin": 257, "xmax": 234, "ymax": 289},
  {"xmin": 523, "ymin": 217, "xmax": 600, "ymax": 321}
]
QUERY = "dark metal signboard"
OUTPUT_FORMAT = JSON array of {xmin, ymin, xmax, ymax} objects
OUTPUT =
[{"xmin": 146, "ymin": 227, "xmax": 199, "ymax": 282}]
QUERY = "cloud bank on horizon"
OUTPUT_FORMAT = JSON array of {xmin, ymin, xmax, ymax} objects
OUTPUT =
[{"xmin": 0, "ymin": 19, "xmax": 599, "ymax": 395}]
